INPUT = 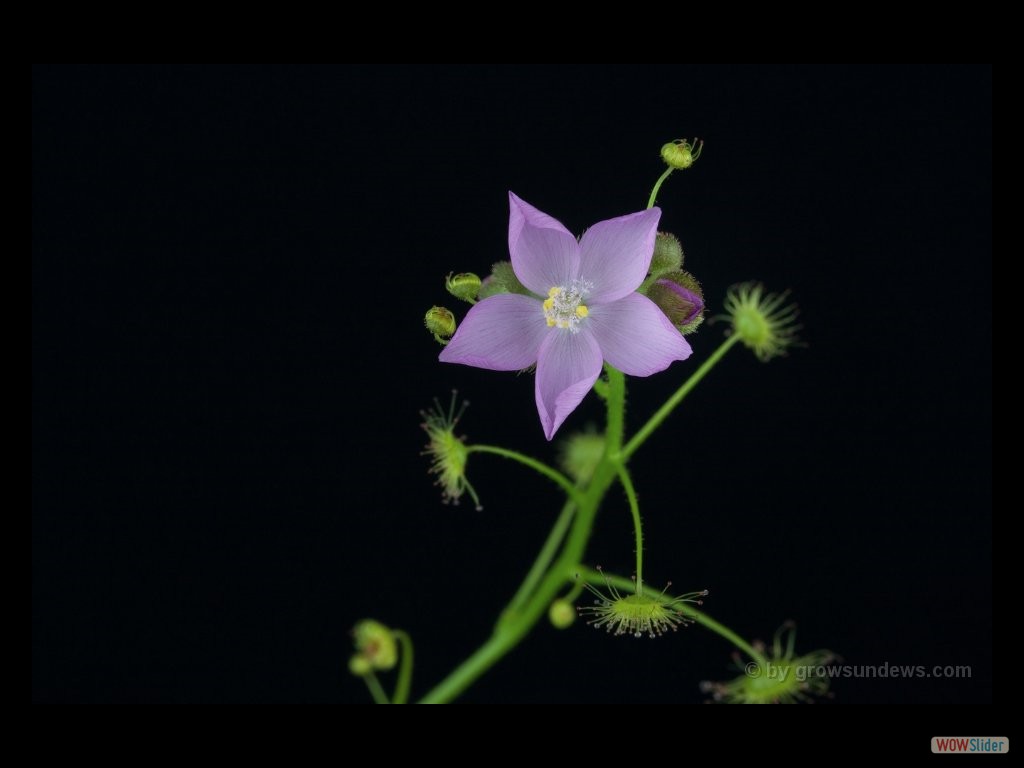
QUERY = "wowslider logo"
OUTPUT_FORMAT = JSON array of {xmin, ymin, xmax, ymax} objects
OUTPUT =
[{"xmin": 932, "ymin": 738, "xmax": 1009, "ymax": 754}]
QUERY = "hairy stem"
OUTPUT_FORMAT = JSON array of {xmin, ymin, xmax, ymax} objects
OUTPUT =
[
  {"xmin": 500, "ymin": 500, "xmax": 576, "ymax": 623},
  {"xmin": 467, "ymin": 445, "xmax": 584, "ymax": 506},
  {"xmin": 647, "ymin": 167, "xmax": 675, "ymax": 210},
  {"xmin": 616, "ymin": 465, "xmax": 643, "ymax": 593}
]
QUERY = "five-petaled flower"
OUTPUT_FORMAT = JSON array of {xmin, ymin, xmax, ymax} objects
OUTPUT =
[{"xmin": 440, "ymin": 193, "xmax": 692, "ymax": 440}]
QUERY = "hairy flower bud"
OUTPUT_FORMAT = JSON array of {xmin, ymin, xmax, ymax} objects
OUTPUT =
[
  {"xmin": 477, "ymin": 260, "xmax": 531, "ymax": 299},
  {"xmin": 660, "ymin": 138, "xmax": 703, "ymax": 170},
  {"xmin": 647, "ymin": 271, "xmax": 705, "ymax": 334},
  {"xmin": 424, "ymin": 306, "xmax": 457, "ymax": 344},
  {"xmin": 650, "ymin": 231, "xmax": 684, "ymax": 276},
  {"xmin": 558, "ymin": 430, "xmax": 605, "ymax": 484},
  {"xmin": 445, "ymin": 272, "xmax": 482, "ymax": 303}
]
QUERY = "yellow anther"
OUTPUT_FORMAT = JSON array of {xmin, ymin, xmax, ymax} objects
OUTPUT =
[{"xmin": 542, "ymin": 284, "xmax": 589, "ymax": 333}]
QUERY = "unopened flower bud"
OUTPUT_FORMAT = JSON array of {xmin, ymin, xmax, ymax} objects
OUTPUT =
[
  {"xmin": 350, "ymin": 619, "xmax": 398, "ymax": 674},
  {"xmin": 660, "ymin": 138, "xmax": 703, "ymax": 170},
  {"xmin": 445, "ymin": 272, "xmax": 482, "ymax": 303},
  {"xmin": 558, "ymin": 430, "xmax": 605, "ymax": 484},
  {"xmin": 650, "ymin": 231, "xmax": 684, "ymax": 276},
  {"xmin": 424, "ymin": 306, "xmax": 457, "ymax": 343},
  {"xmin": 481, "ymin": 261, "xmax": 530, "ymax": 298},
  {"xmin": 477, "ymin": 275, "xmax": 502, "ymax": 300},
  {"xmin": 647, "ymin": 271, "xmax": 705, "ymax": 335},
  {"xmin": 348, "ymin": 654, "xmax": 373, "ymax": 677},
  {"xmin": 548, "ymin": 599, "xmax": 576, "ymax": 629}
]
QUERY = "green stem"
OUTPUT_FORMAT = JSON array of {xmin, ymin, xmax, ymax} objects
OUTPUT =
[
  {"xmin": 637, "ymin": 273, "xmax": 659, "ymax": 294},
  {"xmin": 647, "ymin": 167, "xmax": 675, "ymax": 210},
  {"xmin": 391, "ymin": 631, "xmax": 414, "ymax": 704},
  {"xmin": 687, "ymin": 611, "xmax": 768, "ymax": 668},
  {"xmin": 467, "ymin": 445, "xmax": 584, "ymax": 507},
  {"xmin": 622, "ymin": 334, "xmax": 740, "ymax": 461},
  {"xmin": 615, "ymin": 465, "xmax": 643, "ymax": 593},
  {"xmin": 603, "ymin": 366, "xmax": 626, "ymax": 450},
  {"xmin": 419, "ymin": 368, "xmax": 629, "ymax": 704},
  {"xmin": 575, "ymin": 566, "xmax": 768, "ymax": 666},
  {"xmin": 501, "ymin": 500, "xmax": 576, "ymax": 622},
  {"xmin": 363, "ymin": 671, "xmax": 390, "ymax": 705}
]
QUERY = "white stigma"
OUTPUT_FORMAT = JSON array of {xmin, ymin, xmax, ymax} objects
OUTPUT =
[{"xmin": 542, "ymin": 281, "xmax": 591, "ymax": 333}]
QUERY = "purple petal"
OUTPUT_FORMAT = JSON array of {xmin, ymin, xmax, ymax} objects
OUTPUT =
[
  {"xmin": 439, "ymin": 294, "xmax": 546, "ymax": 371},
  {"xmin": 534, "ymin": 329, "xmax": 603, "ymax": 441},
  {"xmin": 578, "ymin": 207, "xmax": 661, "ymax": 304},
  {"xmin": 508, "ymin": 192, "xmax": 580, "ymax": 296},
  {"xmin": 587, "ymin": 292, "xmax": 692, "ymax": 376}
]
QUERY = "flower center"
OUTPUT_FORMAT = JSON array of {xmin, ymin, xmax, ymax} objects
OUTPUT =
[{"xmin": 542, "ymin": 284, "xmax": 590, "ymax": 332}]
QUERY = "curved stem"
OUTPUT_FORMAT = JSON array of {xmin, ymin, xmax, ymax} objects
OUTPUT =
[
  {"xmin": 363, "ymin": 671, "xmax": 390, "ymax": 704},
  {"xmin": 687, "ymin": 610, "xmax": 768, "ymax": 668},
  {"xmin": 501, "ymin": 500, "xmax": 576, "ymax": 623},
  {"xmin": 647, "ymin": 167, "xmax": 674, "ymax": 210},
  {"xmin": 622, "ymin": 334, "xmax": 740, "ymax": 461},
  {"xmin": 468, "ymin": 445, "xmax": 584, "ymax": 506},
  {"xmin": 391, "ymin": 631, "xmax": 414, "ymax": 704},
  {"xmin": 615, "ymin": 464, "xmax": 643, "ymax": 593},
  {"xmin": 575, "ymin": 566, "xmax": 768, "ymax": 667},
  {"xmin": 419, "ymin": 630, "xmax": 512, "ymax": 705}
]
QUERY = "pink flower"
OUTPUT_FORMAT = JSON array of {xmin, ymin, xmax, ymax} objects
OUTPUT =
[{"xmin": 440, "ymin": 193, "xmax": 692, "ymax": 440}]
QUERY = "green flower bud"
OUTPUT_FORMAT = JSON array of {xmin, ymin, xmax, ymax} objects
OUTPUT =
[
  {"xmin": 477, "ymin": 275, "xmax": 503, "ymax": 300},
  {"xmin": 647, "ymin": 271, "xmax": 706, "ymax": 335},
  {"xmin": 548, "ymin": 599, "xmax": 576, "ymax": 629},
  {"xmin": 348, "ymin": 654, "xmax": 373, "ymax": 677},
  {"xmin": 479, "ymin": 261, "xmax": 531, "ymax": 298},
  {"xmin": 350, "ymin": 619, "xmax": 398, "ymax": 673},
  {"xmin": 660, "ymin": 138, "xmax": 703, "ymax": 170},
  {"xmin": 445, "ymin": 272, "xmax": 482, "ymax": 303},
  {"xmin": 650, "ymin": 231, "xmax": 684, "ymax": 276},
  {"xmin": 558, "ymin": 430, "xmax": 605, "ymax": 484},
  {"xmin": 424, "ymin": 306, "xmax": 457, "ymax": 344}
]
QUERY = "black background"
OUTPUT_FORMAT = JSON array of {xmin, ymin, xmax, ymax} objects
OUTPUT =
[{"xmin": 33, "ymin": 66, "xmax": 991, "ymax": 705}]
